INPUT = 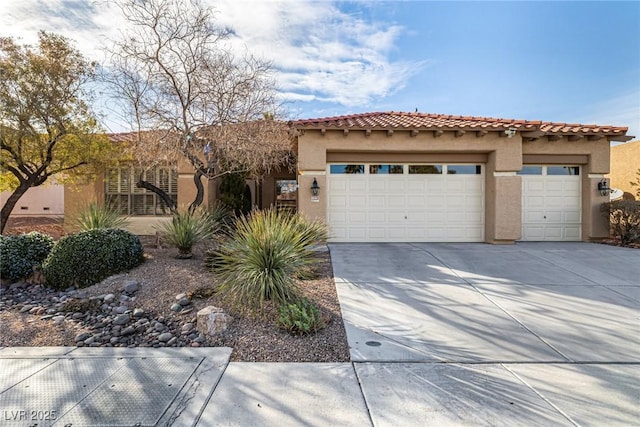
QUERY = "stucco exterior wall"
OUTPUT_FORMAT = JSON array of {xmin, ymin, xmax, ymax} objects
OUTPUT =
[
  {"xmin": 1, "ymin": 182, "xmax": 64, "ymax": 217},
  {"xmin": 609, "ymin": 140, "xmax": 640, "ymax": 199},
  {"xmin": 297, "ymin": 129, "xmax": 612, "ymax": 243}
]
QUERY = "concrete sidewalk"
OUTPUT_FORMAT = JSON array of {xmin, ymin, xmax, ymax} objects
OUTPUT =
[
  {"xmin": 2, "ymin": 347, "xmax": 638, "ymax": 426},
  {"xmin": 1, "ymin": 242, "xmax": 638, "ymax": 426}
]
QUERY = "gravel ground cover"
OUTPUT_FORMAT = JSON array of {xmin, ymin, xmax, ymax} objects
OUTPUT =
[{"xmin": 0, "ymin": 218, "xmax": 349, "ymax": 362}]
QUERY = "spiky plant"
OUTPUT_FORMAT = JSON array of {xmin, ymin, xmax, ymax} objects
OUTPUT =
[
  {"xmin": 209, "ymin": 208, "xmax": 328, "ymax": 311},
  {"xmin": 159, "ymin": 209, "xmax": 216, "ymax": 258},
  {"xmin": 74, "ymin": 202, "xmax": 128, "ymax": 231}
]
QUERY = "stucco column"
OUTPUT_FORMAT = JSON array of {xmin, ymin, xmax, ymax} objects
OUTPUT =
[
  {"xmin": 485, "ymin": 145, "xmax": 522, "ymax": 244},
  {"xmin": 297, "ymin": 132, "xmax": 327, "ymax": 221},
  {"xmin": 584, "ymin": 156, "xmax": 611, "ymax": 240}
]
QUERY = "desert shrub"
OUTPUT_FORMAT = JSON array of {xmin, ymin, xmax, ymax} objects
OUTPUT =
[
  {"xmin": 208, "ymin": 208, "xmax": 328, "ymax": 311},
  {"xmin": 42, "ymin": 228, "xmax": 144, "ymax": 290},
  {"xmin": 601, "ymin": 200, "xmax": 640, "ymax": 245},
  {"xmin": 0, "ymin": 232, "xmax": 55, "ymax": 282},
  {"xmin": 73, "ymin": 201, "xmax": 128, "ymax": 231},
  {"xmin": 159, "ymin": 208, "xmax": 217, "ymax": 258},
  {"xmin": 277, "ymin": 298, "xmax": 325, "ymax": 335}
]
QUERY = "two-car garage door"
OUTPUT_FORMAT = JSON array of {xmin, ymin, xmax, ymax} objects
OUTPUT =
[{"xmin": 327, "ymin": 163, "xmax": 484, "ymax": 242}]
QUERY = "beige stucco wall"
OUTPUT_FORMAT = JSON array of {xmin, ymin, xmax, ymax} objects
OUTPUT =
[
  {"xmin": 609, "ymin": 140, "xmax": 640, "ymax": 199},
  {"xmin": 297, "ymin": 129, "xmax": 612, "ymax": 243},
  {"xmin": 64, "ymin": 177, "xmax": 104, "ymax": 233}
]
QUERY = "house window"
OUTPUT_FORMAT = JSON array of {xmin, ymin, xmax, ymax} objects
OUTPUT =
[
  {"xmin": 105, "ymin": 166, "xmax": 178, "ymax": 215},
  {"xmin": 370, "ymin": 165, "xmax": 404, "ymax": 174},
  {"xmin": 276, "ymin": 179, "xmax": 297, "ymax": 212},
  {"xmin": 517, "ymin": 166, "xmax": 543, "ymax": 175},
  {"xmin": 330, "ymin": 164, "xmax": 365, "ymax": 174},
  {"xmin": 408, "ymin": 165, "xmax": 443, "ymax": 174},
  {"xmin": 446, "ymin": 165, "xmax": 482, "ymax": 175},
  {"xmin": 547, "ymin": 166, "xmax": 580, "ymax": 176}
]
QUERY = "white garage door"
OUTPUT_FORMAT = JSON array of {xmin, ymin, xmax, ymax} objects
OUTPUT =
[
  {"xmin": 327, "ymin": 163, "xmax": 484, "ymax": 242},
  {"xmin": 519, "ymin": 165, "xmax": 581, "ymax": 241}
]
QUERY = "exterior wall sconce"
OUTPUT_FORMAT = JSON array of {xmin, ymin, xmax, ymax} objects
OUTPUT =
[
  {"xmin": 311, "ymin": 178, "xmax": 320, "ymax": 197},
  {"xmin": 598, "ymin": 179, "xmax": 611, "ymax": 196}
]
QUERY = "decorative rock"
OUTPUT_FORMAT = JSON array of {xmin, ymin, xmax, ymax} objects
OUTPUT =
[
  {"xmin": 158, "ymin": 332, "xmax": 173, "ymax": 342},
  {"xmin": 170, "ymin": 303, "xmax": 182, "ymax": 312},
  {"xmin": 74, "ymin": 332, "xmax": 91, "ymax": 342},
  {"xmin": 103, "ymin": 294, "xmax": 115, "ymax": 303},
  {"xmin": 110, "ymin": 337, "xmax": 119, "ymax": 345},
  {"xmin": 121, "ymin": 326, "xmax": 135, "ymax": 336},
  {"xmin": 115, "ymin": 305, "xmax": 128, "ymax": 314},
  {"xmin": 133, "ymin": 308, "xmax": 145, "ymax": 317},
  {"xmin": 182, "ymin": 323, "xmax": 194, "ymax": 333},
  {"xmin": 154, "ymin": 322, "xmax": 167, "ymax": 332},
  {"xmin": 179, "ymin": 307, "xmax": 193, "ymax": 315},
  {"xmin": 175, "ymin": 293, "xmax": 186, "ymax": 301},
  {"xmin": 190, "ymin": 342, "xmax": 201, "ymax": 348},
  {"xmin": 113, "ymin": 314, "xmax": 130, "ymax": 325},
  {"xmin": 19, "ymin": 305, "xmax": 33, "ymax": 313},
  {"xmin": 196, "ymin": 306, "xmax": 231, "ymax": 336},
  {"xmin": 84, "ymin": 337, "xmax": 95, "ymax": 346},
  {"xmin": 123, "ymin": 280, "xmax": 139, "ymax": 293},
  {"xmin": 167, "ymin": 337, "xmax": 177, "ymax": 346},
  {"xmin": 178, "ymin": 298, "xmax": 191, "ymax": 306}
]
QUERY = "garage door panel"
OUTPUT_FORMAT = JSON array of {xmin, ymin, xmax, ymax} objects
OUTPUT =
[
  {"xmin": 328, "ymin": 163, "xmax": 484, "ymax": 242},
  {"xmin": 520, "ymin": 167, "xmax": 581, "ymax": 242},
  {"xmin": 563, "ymin": 211, "xmax": 581, "ymax": 223}
]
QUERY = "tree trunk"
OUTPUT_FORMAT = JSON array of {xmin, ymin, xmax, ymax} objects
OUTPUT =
[
  {"xmin": 188, "ymin": 170, "xmax": 205, "ymax": 213},
  {"xmin": 135, "ymin": 179, "xmax": 177, "ymax": 214},
  {"xmin": 0, "ymin": 183, "xmax": 32, "ymax": 234}
]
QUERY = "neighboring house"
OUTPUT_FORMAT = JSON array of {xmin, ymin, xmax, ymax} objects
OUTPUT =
[
  {"xmin": 0, "ymin": 179, "xmax": 64, "ymax": 217},
  {"xmin": 609, "ymin": 140, "xmax": 640, "ymax": 199},
  {"xmin": 65, "ymin": 111, "xmax": 632, "ymax": 242},
  {"xmin": 291, "ymin": 112, "xmax": 631, "ymax": 243}
]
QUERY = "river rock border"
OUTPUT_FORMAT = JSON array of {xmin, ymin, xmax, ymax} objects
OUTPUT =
[{"xmin": 0, "ymin": 279, "xmax": 209, "ymax": 348}]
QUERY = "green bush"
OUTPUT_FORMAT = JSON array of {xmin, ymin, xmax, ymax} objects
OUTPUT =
[
  {"xmin": 159, "ymin": 208, "xmax": 217, "ymax": 258},
  {"xmin": 0, "ymin": 232, "xmax": 55, "ymax": 282},
  {"xmin": 42, "ymin": 228, "xmax": 144, "ymax": 290},
  {"xmin": 208, "ymin": 208, "xmax": 328, "ymax": 311},
  {"xmin": 73, "ymin": 201, "xmax": 128, "ymax": 231},
  {"xmin": 601, "ymin": 200, "xmax": 640, "ymax": 245},
  {"xmin": 277, "ymin": 298, "xmax": 325, "ymax": 335}
]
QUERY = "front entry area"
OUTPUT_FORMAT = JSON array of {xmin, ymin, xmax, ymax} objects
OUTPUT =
[{"xmin": 327, "ymin": 163, "xmax": 484, "ymax": 242}]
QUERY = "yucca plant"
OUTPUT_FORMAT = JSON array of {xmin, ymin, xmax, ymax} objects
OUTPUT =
[
  {"xmin": 209, "ymin": 208, "xmax": 328, "ymax": 311},
  {"xmin": 74, "ymin": 202, "xmax": 128, "ymax": 231},
  {"xmin": 159, "ymin": 209, "xmax": 216, "ymax": 258}
]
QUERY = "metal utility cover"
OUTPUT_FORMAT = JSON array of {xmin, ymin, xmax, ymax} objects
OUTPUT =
[{"xmin": 54, "ymin": 357, "xmax": 202, "ymax": 426}]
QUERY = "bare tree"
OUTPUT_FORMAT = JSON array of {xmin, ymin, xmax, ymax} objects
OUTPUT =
[{"xmin": 105, "ymin": 0, "xmax": 294, "ymax": 211}]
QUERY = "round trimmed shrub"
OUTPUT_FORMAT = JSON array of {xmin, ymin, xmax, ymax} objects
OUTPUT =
[
  {"xmin": 42, "ymin": 228, "xmax": 144, "ymax": 290},
  {"xmin": 0, "ymin": 232, "xmax": 55, "ymax": 282}
]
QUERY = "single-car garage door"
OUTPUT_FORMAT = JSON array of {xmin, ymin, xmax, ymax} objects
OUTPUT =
[
  {"xmin": 327, "ymin": 163, "xmax": 484, "ymax": 242},
  {"xmin": 519, "ymin": 165, "xmax": 581, "ymax": 241}
]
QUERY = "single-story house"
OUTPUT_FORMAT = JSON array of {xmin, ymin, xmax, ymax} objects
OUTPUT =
[
  {"xmin": 65, "ymin": 111, "xmax": 632, "ymax": 243},
  {"xmin": 609, "ymin": 140, "xmax": 640, "ymax": 199},
  {"xmin": 291, "ymin": 112, "xmax": 631, "ymax": 244}
]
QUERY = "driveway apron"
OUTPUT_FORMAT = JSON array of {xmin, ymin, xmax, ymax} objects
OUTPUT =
[{"xmin": 330, "ymin": 242, "xmax": 640, "ymax": 426}]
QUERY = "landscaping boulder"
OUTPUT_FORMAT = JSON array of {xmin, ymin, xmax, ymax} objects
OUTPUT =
[{"xmin": 196, "ymin": 306, "xmax": 231, "ymax": 336}]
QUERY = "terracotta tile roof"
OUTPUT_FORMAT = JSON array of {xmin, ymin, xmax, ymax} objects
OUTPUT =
[{"xmin": 291, "ymin": 111, "xmax": 630, "ymax": 138}]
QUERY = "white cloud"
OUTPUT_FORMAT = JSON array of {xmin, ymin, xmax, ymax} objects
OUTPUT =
[
  {"xmin": 579, "ymin": 90, "xmax": 640, "ymax": 141},
  {"xmin": 0, "ymin": 0, "xmax": 424, "ymax": 119},
  {"xmin": 210, "ymin": 0, "xmax": 424, "ymax": 110}
]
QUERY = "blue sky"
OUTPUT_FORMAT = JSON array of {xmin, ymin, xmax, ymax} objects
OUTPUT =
[{"xmin": 1, "ymin": 1, "xmax": 638, "ymax": 140}]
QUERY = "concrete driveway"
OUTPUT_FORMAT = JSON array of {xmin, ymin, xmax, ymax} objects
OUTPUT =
[{"xmin": 331, "ymin": 242, "xmax": 640, "ymax": 426}]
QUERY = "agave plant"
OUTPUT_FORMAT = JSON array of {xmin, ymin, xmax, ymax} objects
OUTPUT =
[
  {"xmin": 210, "ymin": 208, "xmax": 328, "ymax": 311},
  {"xmin": 73, "ymin": 202, "xmax": 128, "ymax": 231},
  {"xmin": 159, "ymin": 209, "xmax": 216, "ymax": 258}
]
